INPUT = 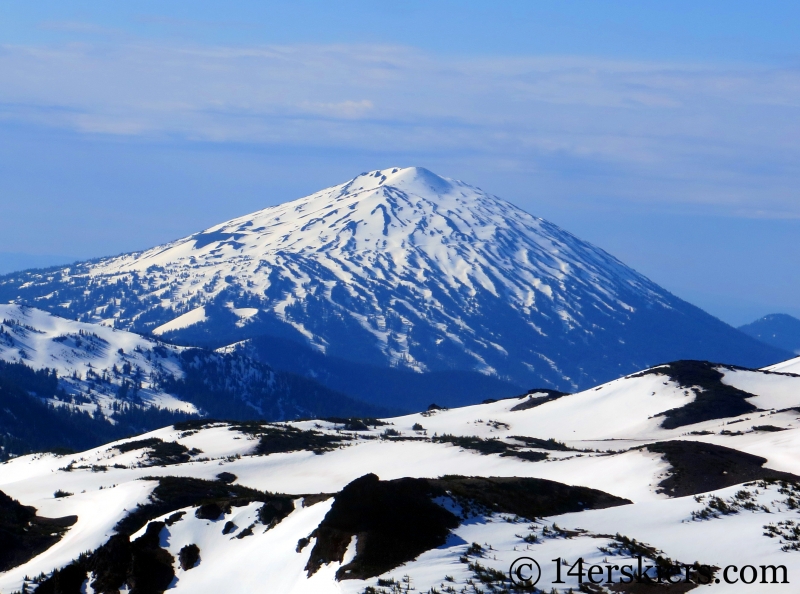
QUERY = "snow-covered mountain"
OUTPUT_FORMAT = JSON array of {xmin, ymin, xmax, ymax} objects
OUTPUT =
[
  {"xmin": 0, "ymin": 304, "xmax": 386, "ymax": 458},
  {"xmin": 3, "ymin": 355, "xmax": 800, "ymax": 593},
  {"xmin": 0, "ymin": 167, "xmax": 787, "ymax": 391}
]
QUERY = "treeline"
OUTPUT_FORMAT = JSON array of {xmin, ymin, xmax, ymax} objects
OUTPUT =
[{"xmin": 0, "ymin": 360, "xmax": 192, "ymax": 460}]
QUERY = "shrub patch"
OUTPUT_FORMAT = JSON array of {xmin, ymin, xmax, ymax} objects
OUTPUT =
[{"xmin": 178, "ymin": 544, "xmax": 200, "ymax": 571}]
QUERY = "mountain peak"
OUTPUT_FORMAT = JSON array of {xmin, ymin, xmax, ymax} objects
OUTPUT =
[
  {"xmin": 0, "ymin": 168, "xmax": 788, "ymax": 390},
  {"xmin": 101, "ymin": 165, "xmax": 530, "ymax": 280},
  {"xmin": 344, "ymin": 166, "xmax": 455, "ymax": 196}
]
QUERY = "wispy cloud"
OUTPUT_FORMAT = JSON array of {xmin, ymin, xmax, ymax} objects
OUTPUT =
[
  {"xmin": 0, "ymin": 41, "xmax": 798, "ymax": 213},
  {"xmin": 133, "ymin": 15, "xmax": 262, "ymax": 31},
  {"xmin": 37, "ymin": 21, "xmax": 123, "ymax": 36}
]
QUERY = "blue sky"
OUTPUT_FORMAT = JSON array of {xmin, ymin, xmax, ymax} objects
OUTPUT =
[{"xmin": 1, "ymin": 1, "xmax": 799, "ymax": 325}]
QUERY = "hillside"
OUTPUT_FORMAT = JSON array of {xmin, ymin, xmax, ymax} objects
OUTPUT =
[
  {"xmin": 1, "ymin": 356, "xmax": 799, "ymax": 593},
  {"xmin": 740, "ymin": 313, "xmax": 800, "ymax": 354},
  {"xmin": 0, "ymin": 167, "xmax": 788, "ymax": 394},
  {"xmin": 219, "ymin": 335, "xmax": 523, "ymax": 411},
  {"xmin": 0, "ymin": 305, "xmax": 386, "ymax": 458}
]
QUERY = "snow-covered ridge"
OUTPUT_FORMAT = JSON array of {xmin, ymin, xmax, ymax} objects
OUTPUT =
[
  {"xmin": 0, "ymin": 304, "xmax": 194, "ymax": 416},
  {"xmin": 0, "ymin": 305, "xmax": 380, "ymax": 434}
]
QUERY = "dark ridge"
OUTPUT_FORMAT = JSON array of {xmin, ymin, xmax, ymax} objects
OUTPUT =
[
  {"xmin": 174, "ymin": 420, "xmax": 352, "ymax": 455},
  {"xmin": 646, "ymin": 441, "xmax": 800, "ymax": 497},
  {"xmin": 0, "ymin": 489, "xmax": 77, "ymax": 572},
  {"xmin": 510, "ymin": 450, "xmax": 550, "ymax": 461},
  {"xmin": 306, "ymin": 474, "xmax": 631, "ymax": 582},
  {"xmin": 252, "ymin": 425, "xmax": 349, "ymax": 456},
  {"xmin": 115, "ymin": 476, "xmax": 294, "ymax": 536},
  {"xmin": 178, "ymin": 544, "xmax": 200, "ymax": 571},
  {"xmin": 482, "ymin": 389, "xmax": 563, "ymax": 405},
  {"xmin": 113, "ymin": 438, "xmax": 163, "ymax": 454},
  {"xmin": 509, "ymin": 436, "xmax": 573, "ymax": 451},
  {"xmin": 173, "ymin": 419, "xmax": 221, "ymax": 431},
  {"xmin": 114, "ymin": 439, "xmax": 192, "ymax": 467},
  {"xmin": 481, "ymin": 389, "xmax": 556, "ymax": 405},
  {"xmin": 322, "ymin": 417, "xmax": 389, "ymax": 431},
  {"xmin": 144, "ymin": 441, "xmax": 191, "ymax": 466},
  {"xmin": 432, "ymin": 434, "xmax": 507, "ymax": 455},
  {"xmin": 430, "ymin": 476, "xmax": 632, "ymax": 520},
  {"xmin": 302, "ymin": 493, "xmax": 333, "ymax": 507},
  {"xmin": 633, "ymin": 360, "xmax": 761, "ymax": 429},
  {"xmin": 509, "ymin": 389, "xmax": 570, "ymax": 412},
  {"xmin": 305, "ymin": 474, "xmax": 458, "ymax": 581},
  {"xmin": 235, "ymin": 526, "xmax": 254, "ymax": 539},
  {"xmin": 89, "ymin": 522, "xmax": 173, "ymax": 594},
  {"xmin": 226, "ymin": 420, "xmax": 273, "ymax": 435},
  {"xmin": 431, "ymin": 434, "xmax": 547, "ymax": 462}
]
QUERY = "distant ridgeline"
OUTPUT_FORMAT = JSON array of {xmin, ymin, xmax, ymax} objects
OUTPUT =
[
  {"xmin": 0, "ymin": 305, "xmax": 388, "ymax": 459},
  {"xmin": 0, "ymin": 168, "xmax": 790, "ymax": 398},
  {"xmin": 0, "ymin": 355, "xmax": 389, "ymax": 460},
  {"xmin": 0, "ymin": 358, "xmax": 190, "ymax": 459},
  {"xmin": 739, "ymin": 313, "xmax": 800, "ymax": 354}
]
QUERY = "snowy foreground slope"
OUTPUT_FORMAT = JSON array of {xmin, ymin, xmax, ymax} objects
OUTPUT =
[
  {"xmin": 0, "ymin": 167, "xmax": 786, "ymax": 392},
  {"xmin": 2, "ymin": 356, "xmax": 800, "ymax": 593}
]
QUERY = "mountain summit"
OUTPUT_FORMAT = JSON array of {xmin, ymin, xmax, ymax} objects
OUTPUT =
[{"xmin": 0, "ymin": 167, "xmax": 787, "ymax": 391}]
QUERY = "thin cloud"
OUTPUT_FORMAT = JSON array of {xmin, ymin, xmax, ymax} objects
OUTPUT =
[
  {"xmin": 133, "ymin": 15, "xmax": 262, "ymax": 31},
  {"xmin": 0, "ymin": 41, "xmax": 798, "ymax": 214},
  {"xmin": 37, "ymin": 21, "xmax": 122, "ymax": 36}
]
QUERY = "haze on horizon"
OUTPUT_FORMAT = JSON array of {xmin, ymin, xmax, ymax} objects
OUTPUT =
[{"xmin": 1, "ymin": 1, "xmax": 799, "ymax": 326}]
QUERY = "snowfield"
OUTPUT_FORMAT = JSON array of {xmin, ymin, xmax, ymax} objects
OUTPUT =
[{"xmin": 2, "ymin": 355, "xmax": 800, "ymax": 593}]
